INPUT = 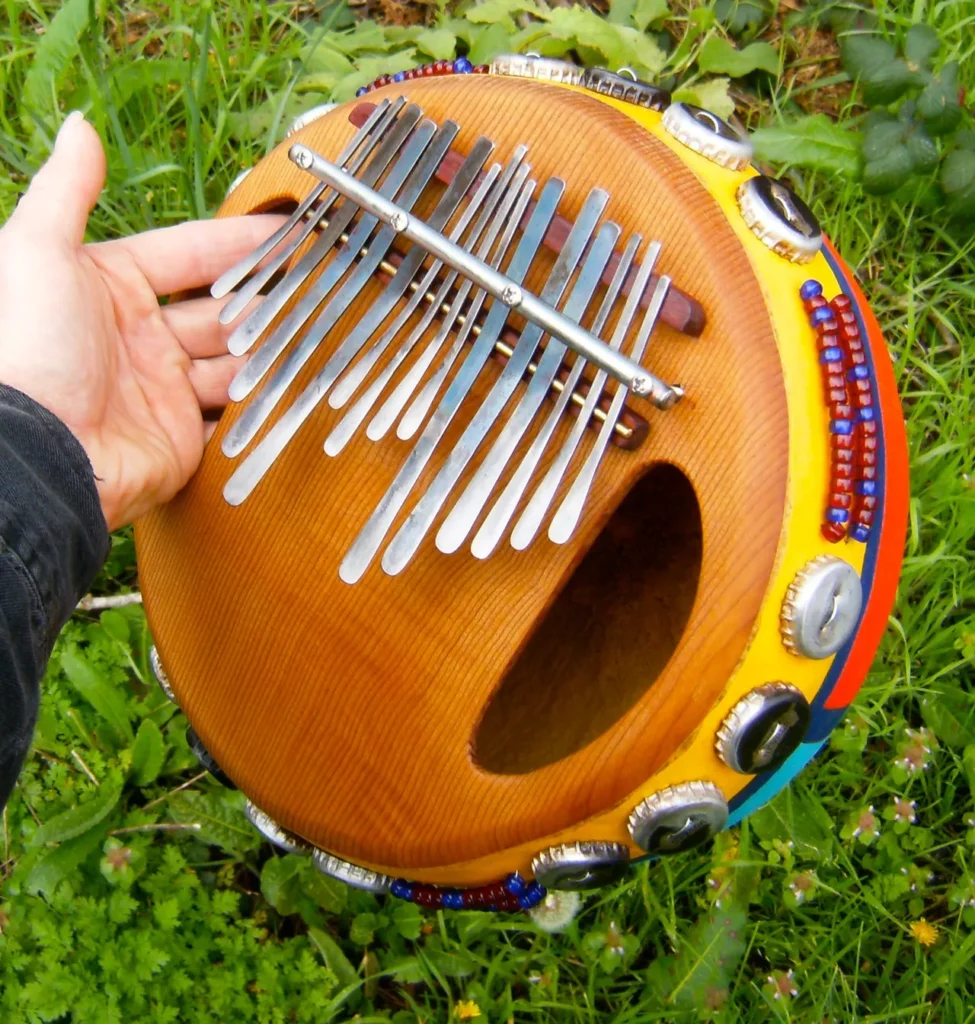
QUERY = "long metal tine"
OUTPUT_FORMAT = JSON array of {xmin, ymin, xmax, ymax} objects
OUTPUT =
[
  {"xmin": 225, "ymin": 104, "xmax": 424, "ymax": 358},
  {"xmin": 380, "ymin": 186, "xmax": 607, "ymax": 577},
  {"xmin": 211, "ymin": 98, "xmax": 398, "ymax": 303},
  {"xmin": 548, "ymin": 273, "xmax": 672, "ymax": 545},
  {"xmin": 476, "ymin": 233, "xmax": 641, "ymax": 558},
  {"xmin": 322, "ymin": 163, "xmax": 504, "ymax": 457},
  {"xmin": 324, "ymin": 150, "xmax": 512, "ymax": 416},
  {"xmin": 438, "ymin": 220, "xmax": 620, "ymax": 555},
  {"xmin": 222, "ymin": 133, "xmax": 491, "ymax": 498},
  {"xmin": 338, "ymin": 177, "xmax": 564, "ymax": 584},
  {"xmin": 511, "ymin": 240, "xmax": 658, "ymax": 550},
  {"xmin": 391, "ymin": 171, "xmax": 535, "ymax": 441},
  {"xmin": 222, "ymin": 120, "xmax": 455, "ymax": 459},
  {"xmin": 218, "ymin": 102, "xmax": 405, "ymax": 325}
]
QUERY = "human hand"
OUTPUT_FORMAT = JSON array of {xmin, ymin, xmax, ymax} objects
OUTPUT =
[{"xmin": 0, "ymin": 111, "xmax": 284, "ymax": 530}]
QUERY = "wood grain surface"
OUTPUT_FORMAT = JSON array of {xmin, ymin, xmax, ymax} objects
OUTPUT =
[{"xmin": 135, "ymin": 75, "xmax": 788, "ymax": 874}]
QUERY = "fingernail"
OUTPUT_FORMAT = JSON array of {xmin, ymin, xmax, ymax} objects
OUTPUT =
[{"xmin": 56, "ymin": 110, "xmax": 85, "ymax": 143}]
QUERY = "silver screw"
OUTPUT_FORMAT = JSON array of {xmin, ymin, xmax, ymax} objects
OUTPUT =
[
  {"xmin": 291, "ymin": 145, "xmax": 313, "ymax": 170},
  {"xmin": 389, "ymin": 210, "xmax": 409, "ymax": 232},
  {"xmin": 501, "ymin": 283, "xmax": 523, "ymax": 307}
]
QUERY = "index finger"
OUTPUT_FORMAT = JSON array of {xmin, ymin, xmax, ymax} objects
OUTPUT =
[{"xmin": 87, "ymin": 214, "xmax": 288, "ymax": 297}]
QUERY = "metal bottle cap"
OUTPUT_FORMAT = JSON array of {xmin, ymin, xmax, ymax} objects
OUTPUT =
[
  {"xmin": 781, "ymin": 555, "xmax": 863, "ymax": 658},
  {"xmin": 489, "ymin": 53, "xmax": 584, "ymax": 86},
  {"xmin": 186, "ymin": 728, "xmax": 237, "ymax": 790},
  {"xmin": 530, "ymin": 841, "xmax": 630, "ymax": 891},
  {"xmin": 286, "ymin": 102, "xmax": 338, "ymax": 137},
  {"xmin": 627, "ymin": 781, "xmax": 728, "ymax": 854},
  {"xmin": 581, "ymin": 67, "xmax": 671, "ymax": 111},
  {"xmin": 312, "ymin": 849, "xmax": 393, "ymax": 894},
  {"xmin": 661, "ymin": 102, "xmax": 753, "ymax": 170},
  {"xmin": 149, "ymin": 645, "xmax": 176, "ymax": 704},
  {"xmin": 736, "ymin": 175, "xmax": 823, "ymax": 264},
  {"xmin": 716, "ymin": 682, "xmax": 810, "ymax": 774},
  {"xmin": 244, "ymin": 800, "xmax": 310, "ymax": 855}
]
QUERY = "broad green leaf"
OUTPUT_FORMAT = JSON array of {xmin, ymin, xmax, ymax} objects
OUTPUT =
[
  {"xmin": 326, "ymin": 21, "xmax": 388, "ymax": 56},
  {"xmin": 60, "ymin": 648, "xmax": 134, "ymax": 745},
  {"xmin": 468, "ymin": 23, "xmax": 512, "ymax": 67},
  {"xmin": 415, "ymin": 28, "xmax": 457, "ymax": 61},
  {"xmin": 918, "ymin": 62, "xmax": 962, "ymax": 136},
  {"xmin": 752, "ymin": 115, "xmax": 861, "ymax": 177},
  {"xmin": 261, "ymin": 854, "xmax": 306, "ymax": 915},
  {"xmin": 697, "ymin": 37, "xmax": 778, "ymax": 77},
  {"xmin": 130, "ymin": 719, "xmax": 165, "ymax": 786},
  {"xmin": 920, "ymin": 684, "xmax": 975, "ymax": 747},
  {"xmin": 424, "ymin": 947, "xmax": 477, "ymax": 978},
  {"xmin": 863, "ymin": 120, "xmax": 908, "ymax": 163},
  {"xmin": 633, "ymin": 0, "xmax": 669, "ymax": 31},
  {"xmin": 840, "ymin": 34, "xmax": 922, "ymax": 105},
  {"xmin": 905, "ymin": 128, "xmax": 939, "ymax": 173},
  {"xmin": 27, "ymin": 826, "xmax": 106, "ymax": 896},
  {"xmin": 607, "ymin": 0, "xmax": 637, "ymax": 25},
  {"xmin": 750, "ymin": 787, "xmax": 832, "ymax": 858},
  {"xmin": 904, "ymin": 23, "xmax": 940, "ymax": 68},
  {"xmin": 330, "ymin": 53, "xmax": 417, "ymax": 104},
  {"xmin": 350, "ymin": 912, "xmax": 377, "ymax": 946},
  {"xmin": 942, "ymin": 148, "xmax": 975, "ymax": 219},
  {"xmin": 614, "ymin": 24, "xmax": 667, "ymax": 75},
  {"xmin": 302, "ymin": 863, "xmax": 347, "ymax": 914},
  {"xmin": 391, "ymin": 900, "xmax": 424, "ymax": 940},
  {"xmin": 465, "ymin": 0, "xmax": 539, "ymax": 29},
  {"xmin": 963, "ymin": 744, "xmax": 975, "ymax": 793},
  {"xmin": 863, "ymin": 145, "xmax": 915, "ymax": 194},
  {"xmin": 302, "ymin": 43, "xmax": 355, "ymax": 77},
  {"xmin": 168, "ymin": 789, "xmax": 260, "ymax": 858},
  {"xmin": 32, "ymin": 781, "xmax": 122, "ymax": 846},
  {"xmin": 673, "ymin": 78, "xmax": 735, "ymax": 120},
  {"xmin": 714, "ymin": 0, "xmax": 772, "ymax": 39},
  {"xmin": 100, "ymin": 610, "xmax": 130, "ymax": 645},
  {"xmin": 308, "ymin": 927, "xmax": 359, "ymax": 989},
  {"xmin": 22, "ymin": 0, "xmax": 89, "ymax": 128}
]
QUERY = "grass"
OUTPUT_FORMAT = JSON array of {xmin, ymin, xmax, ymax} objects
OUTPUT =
[{"xmin": 1, "ymin": 1, "xmax": 974, "ymax": 1021}]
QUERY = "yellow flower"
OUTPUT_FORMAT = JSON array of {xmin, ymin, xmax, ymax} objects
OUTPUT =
[
  {"xmin": 454, "ymin": 1001, "xmax": 481, "ymax": 1020},
  {"xmin": 910, "ymin": 918, "xmax": 939, "ymax": 947}
]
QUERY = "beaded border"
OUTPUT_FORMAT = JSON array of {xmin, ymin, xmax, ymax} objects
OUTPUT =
[
  {"xmin": 356, "ymin": 57, "xmax": 488, "ymax": 97},
  {"xmin": 800, "ymin": 279, "xmax": 880, "ymax": 544},
  {"xmin": 390, "ymin": 872, "xmax": 546, "ymax": 912}
]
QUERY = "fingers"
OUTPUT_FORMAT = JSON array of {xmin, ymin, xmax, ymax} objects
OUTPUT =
[
  {"xmin": 11, "ymin": 113, "xmax": 106, "ymax": 246},
  {"xmin": 188, "ymin": 352, "xmax": 246, "ymax": 410},
  {"xmin": 89, "ymin": 213, "xmax": 288, "ymax": 297},
  {"xmin": 161, "ymin": 294, "xmax": 261, "ymax": 359}
]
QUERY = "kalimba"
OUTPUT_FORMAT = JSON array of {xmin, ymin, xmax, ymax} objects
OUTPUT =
[{"xmin": 136, "ymin": 56, "xmax": 909, "ymax": 912}]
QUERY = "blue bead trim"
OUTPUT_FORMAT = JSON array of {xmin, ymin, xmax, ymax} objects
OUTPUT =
[
  {"xmin": 800, "ymin": 279, "xmax": 823, "ymax": 301},
  {"xmin": 830, "ymin": 419, "xmax": 853, "ymax": 435}
]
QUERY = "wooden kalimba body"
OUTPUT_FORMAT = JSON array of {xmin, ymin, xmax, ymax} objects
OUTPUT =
[{"xmin": 136, "ymin": 58, "xmax": 908, "ymax": 911}]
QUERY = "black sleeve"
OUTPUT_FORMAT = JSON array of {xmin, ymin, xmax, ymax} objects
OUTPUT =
[{"xmin": 0, "ymin": 385, "xmax": 109, "ymax": 810}]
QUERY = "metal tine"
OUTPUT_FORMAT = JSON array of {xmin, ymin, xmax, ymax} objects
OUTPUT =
[
  {"xmin": 511, "ymin": 239, "xmax": 657, "ymax": 550},
  {"xmin": 381, "ymin": 186, "xmax": 608, "ymax": 577},
  {"xmin": 438, "ymin": 220, "xmax": 620, "ymax": 556},
  {"xmin": 225, "ymin": 104, "xmax": 424, "ymax": 358},
  {"xmin": 325, "ymin": 152, "xmax": 515, "ymax": 415},
  {"xmin": 213, "ymin": 98, "xmax": 401, "ymax": 312},
  {"xmin": 481, "ymin": 233, "xmax": 641, "ymax": 558},
  {"xmin": 338, "ymin": 177, "xmax": 564, "ymax": 585},
  {"xmin": 228, "ymin": 120, "xmax": 457, "ymax": 407},
  {"xmin": 548, "ymin": 272, "xmax": 672, "ymax": 545},
  {"xmin": 322, "ymin": 163, "xmax": 505, "ymax": 457},
  {"xmin": 221, "ymin": 123, "xmax": 439, "ymax": 458},
  {"xmin": 222, "ymin": 133, "xmax": 491, "ymax": 497},
  {"xmin": 391, "ymin": 170, "xmax": 535, "ymax": 442},
  {"xmin": 222, "ymin": 120, "xmax": 456, "ymax": 458}
]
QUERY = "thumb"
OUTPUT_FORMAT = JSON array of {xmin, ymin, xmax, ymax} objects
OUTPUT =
[{"xmin": 13, "ymin": 112, "xmax": 106, "ymax": 245}]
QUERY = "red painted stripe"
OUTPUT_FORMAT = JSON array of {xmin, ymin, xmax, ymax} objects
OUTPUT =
[{"xmin": 823, "ymin": 239, "xmax": 910, "ymax": 709}]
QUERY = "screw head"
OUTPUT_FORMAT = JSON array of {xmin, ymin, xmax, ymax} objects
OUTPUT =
[
  {"xmin": 501, "ymin": 283, "xmax": 523, "ymax": 306},
  {"xmin": 530, "ymin": 841, "xmax": 630, "ymax": 891},
  {"xmin": 781, "ymin": 555, "xmax": 863, "ymax": 658},
  {"xmin": 627, "ymin": 781, "xmax": 728, "ymax": 854},
  {"xmin": 716, "ymin": 683, "xmax": 810, "ymax": 774},
  {"xmin": 290, "ymin": 144, "xmax": 313, "ymax": 170},
  {"xmin": 389, "ymin": 210, "xmax": 409, "ymax": 232}
]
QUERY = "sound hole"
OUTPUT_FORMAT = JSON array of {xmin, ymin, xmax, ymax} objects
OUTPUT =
[{"xmin": 474, "ymin": 463, "xmax": 702, "ymax": 775}]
